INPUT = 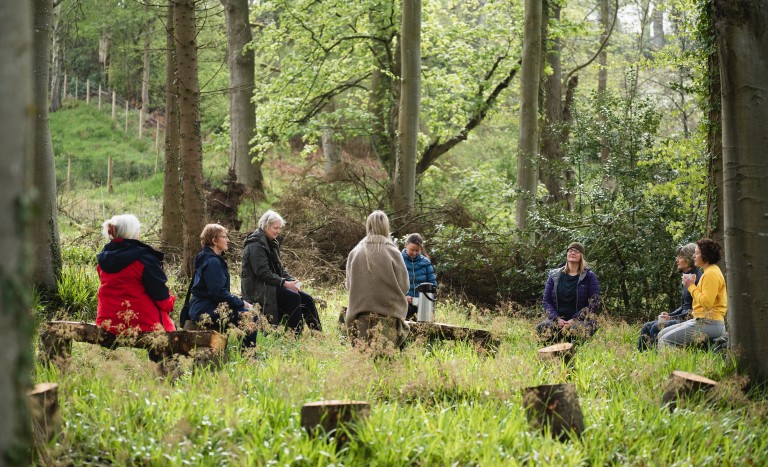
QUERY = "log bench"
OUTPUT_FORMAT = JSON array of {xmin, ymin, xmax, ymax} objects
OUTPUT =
[
  {"xmin": 406, "ymin": 321, "xmax": 500, "ymax": 351},
  {"xmin": 39, "ymin": 321, "xmax": 228, "ymax": 369}
]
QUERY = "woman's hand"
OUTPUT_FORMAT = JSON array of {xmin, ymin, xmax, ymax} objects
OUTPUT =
[
  {"xmin": 243, "ymin": 301, "xmax": 252, "ymax": 310},
  {"xmin": 557, "ymin": 318, "xmax": 567, "ymax": 328},
  {"xmin": 682, "ymin": 273, "xmax": 695, "ymax": 287},
  {"xmin": 406, "ymin": 296, "xmax": 413, "ymax": 304},
  {"xmin": 284, "ymin": 280, "xmax": 300, "ymax": 292}
]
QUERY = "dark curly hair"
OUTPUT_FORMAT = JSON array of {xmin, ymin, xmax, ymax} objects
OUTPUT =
[{"xmin": 696, "ymin": 238, "xmax": 722, "ymax": 265}]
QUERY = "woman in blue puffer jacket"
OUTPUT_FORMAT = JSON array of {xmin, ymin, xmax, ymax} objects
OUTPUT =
[{"xmin": 402, "ymin": 233, "xmax": 438, "ymax": 320}]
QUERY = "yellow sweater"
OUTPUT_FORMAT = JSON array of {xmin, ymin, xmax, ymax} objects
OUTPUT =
[{"xmin": 687, "ymin": 264, "xmax": 727, "ymax": 321}]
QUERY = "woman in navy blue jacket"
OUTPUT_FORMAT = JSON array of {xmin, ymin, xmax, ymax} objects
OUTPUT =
[
  {"xmin": 536, "ymin": 241, "xmax": 601, "ymax": 343},
  {"xmin": 402, "ymin": 233, "xmax": 438, "ymax": 320}
]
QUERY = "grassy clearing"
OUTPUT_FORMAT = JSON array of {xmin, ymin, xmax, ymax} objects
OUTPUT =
[{"xmin": 33, "ymin": 291, "xmax": 768, "ymax": 465}]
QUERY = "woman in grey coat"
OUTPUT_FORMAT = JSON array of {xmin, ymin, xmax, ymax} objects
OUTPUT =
[{"xmin": 241, "ymin": 210, "xmax": 322, "ymax": 334}]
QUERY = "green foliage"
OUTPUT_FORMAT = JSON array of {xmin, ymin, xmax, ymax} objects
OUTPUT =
[{"xmin": 55, "ymin": 264, "xmax": 100, "ymax": 322}]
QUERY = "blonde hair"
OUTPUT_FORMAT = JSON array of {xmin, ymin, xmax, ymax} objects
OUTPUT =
[
  {"xmin": 258, "ymin": 210, "xmax": 285, "ymax": 231},
  {"xmin": 366, "ymin": 210, "xmax": 390, "ymax": 237},
  {"xmin": 200, "ymin": 223, "xmax": 227, "ymax": 247},
  {"xmin": 102, "ymin": 214, "xmax": 141, "ymax": 241}
]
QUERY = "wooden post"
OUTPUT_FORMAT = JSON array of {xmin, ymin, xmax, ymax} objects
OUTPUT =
[
  {"xmin": 98, "ymin": 83, "xmax": 102, "ymax": 109},
  {"xmin": 66, "ymin": 157, "xmax": 71, "ymax": 191},
  {"xmin": 63, "ymin": 72, "xmax": 67, "ymax": 100},
  {"xmin": 662, "ymin": 370, "xmax": 718, "ymax": 411},
  {"xmin": 301, "ymin": 400, "xmax": 370, "ymax": 444},
  {"xmin": 537, "ymin": 342, "xmax": 575, "ymax": 365},
  {"xmin": 112, "ymin": 91, "xmax": 116, "ymax": 119},
  {"xmin": 139, "ymin": 108, "xmax": 143, "ymax": 138},
  {"xmin": 74, "ymin": 76, "xmax": 78, "ymax": 100},
  {"xmin": 523, "ymin": 383, "xmax": 584, "ymax": 441},
  {"xmin": 107, "ymin": 156, "xmax": 113, "ymax": 193},
  {"xmin": 86, "ymin": 79, "xmax": 90, "ymax": 104},
  {"xmin": 27, "ymin": 383, "xmax": 61, "ymax": 445},
  {"xmin": 124, "ymin": 101, "xmax": 129, "ymax": 132}
]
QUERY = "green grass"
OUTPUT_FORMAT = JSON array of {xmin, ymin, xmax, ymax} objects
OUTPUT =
[{"xmin": 33, "ymin": 291, "xmax": 768, "ymax": 465}]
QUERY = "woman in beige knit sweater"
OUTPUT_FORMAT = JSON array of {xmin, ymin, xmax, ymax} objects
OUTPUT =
[{"xmin": 345, "ymin": 210, "xmax": 410, "ymax": 349}]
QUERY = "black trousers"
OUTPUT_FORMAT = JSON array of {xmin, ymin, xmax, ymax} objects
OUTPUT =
[{"xmin": 276, "ymin": 287, "xmax": 323, "ymax": 333}]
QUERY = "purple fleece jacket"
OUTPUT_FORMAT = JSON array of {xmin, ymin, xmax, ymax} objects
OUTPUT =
[{"xmin": 542, "ymin": 267, "xmax": 601, "ymax": 321}]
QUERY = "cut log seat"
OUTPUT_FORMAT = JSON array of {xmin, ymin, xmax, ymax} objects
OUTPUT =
[
  {"xmin": 39, "ymin": 321, "xmax": 227, "ymax": 366},
  {"xmin": 406, "ymin": 321, "xmax": 500, "ymax": 351}
]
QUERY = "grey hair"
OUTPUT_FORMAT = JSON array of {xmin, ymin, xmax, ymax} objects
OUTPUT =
[
  {"xmin": 676, "ymin": 242, "xmax": 697, "ymax": 268},
  {"xmin": 258, "ymin": 210, "xmax": 285, "ymax": 230},
  {"xmin": 366, "ymin": 210, "xmax": 390, "ymax": 237},
  {"xmin": 102, "ymin": 214, "xmax": 141, "ymax": 241}
]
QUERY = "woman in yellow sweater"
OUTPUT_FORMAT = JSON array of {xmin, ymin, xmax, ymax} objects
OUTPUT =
[{"xmin": 658, "ymin": 238, "xmax": 727, "ymax": 348}]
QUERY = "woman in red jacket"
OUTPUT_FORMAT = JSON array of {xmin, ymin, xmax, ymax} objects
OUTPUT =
[{"xmin": 95, "ymin": 214, "xmax": 176, "ymax": 335}]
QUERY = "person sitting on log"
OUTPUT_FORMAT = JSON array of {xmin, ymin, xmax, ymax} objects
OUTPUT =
[
  {"xmin": 658, "ymin": 238, "xmax": 727, "ymax": 349},
  {"xmin": 188, "ymin": 224, "xmax": 257, "ymax": 346},
  {"xmin": 345, "ymin": 211, "xmax": 410, "ymax": 350},
  {"xmin": 96, "ymin": 214, "xmax": 176, "ymax": 337},
  {"xmin": 402, "ymin": 233, "xmax": 438, "ymax": 321},
  {"xmin": 536, "ymin": 241, "xmax": 601, "ymax": 343},
  {"xmin": 241, "ymin": 210, "xmax": 323, "ymax": 334},
  {"xmin": 637, "ymin": 243, "xmax": 701, "ymax": 351}
]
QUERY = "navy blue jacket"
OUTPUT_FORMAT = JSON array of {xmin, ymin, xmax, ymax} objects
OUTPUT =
[
  {"xmin": 670, "ymin": 267, "xmax": 703, "ymax": 318},
  {"xmin": 401, "ymin": 250, "xmax": 437, "ymax": 297},
  {"xmin": 542, "ymin": 267, "xmax": 600, "ymax": 321},
  {"xmin": 189, "ymin": 246, "xmax": 245, "ymax": 322}
]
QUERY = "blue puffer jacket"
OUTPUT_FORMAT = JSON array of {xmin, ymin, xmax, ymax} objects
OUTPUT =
[{"xmin": 401, "ymin": 250, "xmax": 438, "ymax": 297}]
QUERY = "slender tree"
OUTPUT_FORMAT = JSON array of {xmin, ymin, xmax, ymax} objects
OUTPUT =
[
  {"xmin": 393, "ymin": 0, "xmax": 421, "ymax": 213},
  {"xmin": 515, "ymin": 0, "xmax": 543, "ymax": 234},
  {"xmin": 175, "ymin": 0, "xmax": 206, "ymax": 275},
  {"xmin": 31, "ymin": 0, "xmax": 63, "ymax": 292},
  {"xmin": 221, "ymin": 0, "xmax": 263, "ymax": 193},
  {"xmin": 162, "ymin": 0, "xmax": 184, "ymax": 254},
  {"xmin": 0, "ymin": 1, "xmax": 35, "ymax": 462},
  {"xmin": 715, "ymin": 0, "xmax": 768, "ymax": 383},
  {"xmin": 49, "ymin": 0, "xmax": 64, "ymax": 112}
]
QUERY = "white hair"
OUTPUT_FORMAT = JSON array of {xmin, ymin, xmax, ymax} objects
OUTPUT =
[
  {"xmin": 258, "ymin": 209, "xmax": 285, "ymax": 230},
  {"xmin": 102, "ymin": 214, "xmax": 141, "ymax": 241}
]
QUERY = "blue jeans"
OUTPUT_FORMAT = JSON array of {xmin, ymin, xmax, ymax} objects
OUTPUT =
[
  {"xmin": 638, "ymin": 319, "xmax": 682, "ymax": 351},
  {"xmin": 658, "ymin": 318, "xmax": 725, "ymax": 349}
]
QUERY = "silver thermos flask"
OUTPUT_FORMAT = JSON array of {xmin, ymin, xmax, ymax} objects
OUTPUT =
[{"xmin": 416, "ymin": 282, "xmax": 436, "ymax": 322}]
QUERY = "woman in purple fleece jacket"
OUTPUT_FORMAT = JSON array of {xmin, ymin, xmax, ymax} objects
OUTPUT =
[{"xmin": 536, "ymin": 241, "xmax": 601, "ymax": 343}]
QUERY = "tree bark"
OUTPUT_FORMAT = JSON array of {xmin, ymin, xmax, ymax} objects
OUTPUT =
[
  {"xmin": 0, "ymin": 1, "xmax": 35, "ymax": 461},
  {"xmin": 393, "ymin": 0, "xmax": 421, "ymax": 214},
  {"xmin": 322, "ymin": 101, "xmax": 343, "ymax": 177},
  {"xmin": 597, "ymin": 0, "xmax": 610, "ymax": 166},
  {"xmin": 31, "ymin": 0, "xmax": 62, "ymax": 292},
  {"xmin": 49, "ymin": 1, "xmax": 63, "ymax": 112},
  {"xmin": 715, "ymin": 0, "xmax": 768, "ymax": 384},
  {"xmin": 162, "ymin": 0, "xmax": 184, "ymax": 255},
  {"xmin": 650, "ymin": 1, "xmax": 665, "ymax": 51},
  {"xmin": 539, "ymin": 2, "xmax": 565, "ymax": 203},
  {"xmin": 368, "ymin": 6, "xmax": 399, "ymax": 180},
  {"xmin": 515, "ymin": 0, "xmax": 543, "ymax": 235},
  {"xmin": 175, "ymin": 0, "xmax": 207, "ymax": 276},
  {"xmin": 221, "ymin": 0, "xmax": 264, "ymax": 193},
  {"xmin": 142, "ymin": 5, "xmax": 152, "ymax": 112}
]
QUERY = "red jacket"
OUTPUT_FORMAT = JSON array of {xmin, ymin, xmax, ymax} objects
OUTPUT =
[{"xmin": 96, "ymin": 238, "xmax": 176, "ymax": 334}]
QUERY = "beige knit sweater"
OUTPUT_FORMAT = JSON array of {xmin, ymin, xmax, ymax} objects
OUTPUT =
[{"xmin": 345, "ymin": 234, "xmax": 409, "ymax": 325}]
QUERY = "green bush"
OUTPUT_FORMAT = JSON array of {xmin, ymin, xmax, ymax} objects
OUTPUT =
[{"xmin": 56, "ymin": 264, "xmax": 100, "ymax": 322}]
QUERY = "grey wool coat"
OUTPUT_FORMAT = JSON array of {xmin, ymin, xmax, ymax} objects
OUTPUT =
[
  {"xmin": 345, "ymin": 234, "xmax": 410, "ymax": 326},
  {"xmin": 241, "ymin": 228, "xmax": 295, "ymax": 325}
]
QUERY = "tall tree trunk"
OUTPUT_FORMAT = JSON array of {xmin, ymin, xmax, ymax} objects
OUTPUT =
[
  {"xmin": 175, "ymin": 0, "xmax": 206, "ymax": 276},
  {"xmin": 368, "ymin": 6, "xmax": 398, "ymax": 179},
  {"xmin": 715, "ymin": 0, "xmax": 768, "ymax": 384},
  {"xmin": 321, "ymin": 100, "xmax": 342, "ymax": 177},
  {"xmin": 49, "ymin": 1, "xmax": 63, "ymax": 112},
  {"xmin": 31, "ymin": 0, "xmax": 62, "ymax": 292},
  {"xmin": 597, "ymin": 0, "xmax": 610, "ymax": 166},
  {"xmin": 515, "ymin": 0, "xmax": 543, "ymax": 235},
  {"xmin": 651, "ymin": 1, "xmax": 665, "ymax": 51},
  {"xmin": 142, "ymin": 6, "xmax": 152, "ymax": 111},
  {"xmin": 393, "ymin": 0, "xmax": 421, "ymax": 214},
  {"xmin": 0, "ymin": 1, "xmax": 34, "ymax": 461},
  {"xmin": 162, "ymin": 0, "xmax": 184, "ymax": 255},
  {"xmin": 540, "ymin": 1, "xmax": 565, "ymax": 203},
  {"xmin": 221, "ymin": 0, "xmax": 263, "ymax": 193}
]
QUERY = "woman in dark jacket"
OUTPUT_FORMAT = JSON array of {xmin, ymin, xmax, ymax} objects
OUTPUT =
[
  {"xmin": 96, "ymin": 214, "xmax": 176, "ymax": 335},
  {"xmin": 536, "ymin": 241, "xmax": 601, "ymax": 343},
  {"xmin": 241, "ymin": 210, "xmax": 322, "ymax": 334},
  {"xmin": 189, "ymin": 224, "xmax": 254, "ymax": 343}
]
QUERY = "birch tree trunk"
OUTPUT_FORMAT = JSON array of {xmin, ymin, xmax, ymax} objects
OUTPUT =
[
  {"xmin": 175, "ymin": 0, "xmax": 206, "ymax": 276},
  {"xmin": 49, "ymin": 1, "xmax": 63, "ymax": 112},
  {"xmin": 221, "ymin": 0, "xmax": 263, "ymax": 193},
  {"xmin": 32, "ymin": 0, "xmax": 62, "ymax": 292},
  {"xmin": 0, "ymin": 1, "xmax": 35, "ymax": 461},
  {"xmin": 142, "ymin": 6, "xmax": 152, "ymax": 112},
  {"xmin": 393, "ymin": 0, "xmax": 421, "ymax": 214},
  {"xmin": 515, "ymin": 0, "xmax": 542, "ymax": 235},
  {"xmin": 715, "ymin": 0, "xmax": 768, "ymax": 384},
  {"xmin": 162, "ymin": 0, "xmax": 184, "ymax": 254}
]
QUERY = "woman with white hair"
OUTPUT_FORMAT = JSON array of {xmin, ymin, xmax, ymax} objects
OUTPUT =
[
  {"xmin": 241, "ymin": 210, "xmax": 323, "ymax": 334},
  {"xmin": 96, "ymin": 214, "xmax": 176, "ymax": 335},
  {"xmin": 345, "ymin": 210, "xmax": 410, "ymax": 348}
]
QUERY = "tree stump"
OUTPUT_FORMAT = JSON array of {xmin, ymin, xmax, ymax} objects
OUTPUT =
[
  {"xmin": 407, "ymin": 321, "xmax": 499, "ymax": 351},
  {"xmin": 27, "ymin": 383, "xmax": 61, "ymax": 444},
  {"xmin": 662, "ymin": 370, "xmax": 718, "ymax": 411},
  {"xmin": 537, "ymin": 342, "xmax": 575, "ymax": 364},
  {"xmin": 301, "ymin": 400, "xmax": 370, "ymax": 444},
  {"xmin": 523, "ymin": 383, "xmax": 584, "ymax": 441}
]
